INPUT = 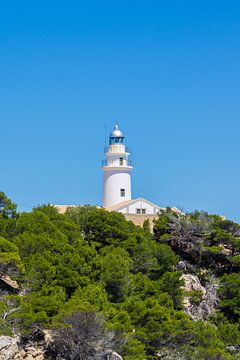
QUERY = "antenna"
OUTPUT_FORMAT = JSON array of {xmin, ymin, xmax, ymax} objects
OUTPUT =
[{"xmin": 103, "ymin": 123, "xmax": 107, "ymax": 147}]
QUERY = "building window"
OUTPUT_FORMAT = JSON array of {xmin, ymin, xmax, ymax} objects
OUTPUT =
[
  {"xmin": 136, "ymin": 208, "xmax": 146, "ymax": 214},
  {"xmin": 120, "ymin": 189, "xmax": 125, "ymax": 197},
  {"xmin": 119, "ymin": 157, "xmax": 123, "ymax": 165}
]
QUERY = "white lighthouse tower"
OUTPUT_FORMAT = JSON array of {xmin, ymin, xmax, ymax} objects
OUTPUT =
[{"xmin": 102, "ymin": 125, "xmax": 133, "ymax": 208}]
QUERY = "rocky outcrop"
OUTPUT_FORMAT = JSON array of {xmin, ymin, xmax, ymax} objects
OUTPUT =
[
  {"xmin": 156, "ymin": 347, "xmax": 187, "ymax": 359},
  {"xmin": 0, "ymin": 336, "xmax": 45, "ymax": 360},
  {"xmin": 104, "ymin": 350, "xmax": 123, "ymax": 359},
  {"xmin": 0, "ymin": 276, "xmax": 19, "ymax": 292},
  {"xmin": 0, "ymin": 334, "xmax": 124, "ymax": 360},
  {"xmin": 181, "ymin": 274, "xmax": 219, "ymax": 321},
  {"xmin": 13, "ymin": 346, "xmax": 45, "ymax": 360},
  {"xmin": 0, "ymin": 336, "xmax": 18, "ymax": 360},
  {"xmin": 226, "ymin": 345, "xmax": 240, "ymax": 357},
  {"xmin": 181, "ymin": 274, "xmax": 206, "ymax": 294},
  {"xmin": 0, "ymin": 327, "xmax": 47, "ymax": 360}
]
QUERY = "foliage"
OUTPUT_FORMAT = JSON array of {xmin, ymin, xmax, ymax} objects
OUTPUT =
[
  {"xmin": 0, "ymin": 236, "xmax": 22, "ymax": 276},
  {"xmin": 46, "ymin": 311, "xmax": 119, "ymax": 360},
  {"xmin": 0, "ymin": 192, "xmax": 240, "ymax": 359},
  {"xmin": 100, "ymin": 247, "xmax": 132, "ymax": 302},
  {"xmin": 0, "ymin": 192, "xmax": 17, "ymax": 219},
  {"xmin": 218, "ymin": 273, "xmax": 240, "ymax": 322},
  {"xmin": 185, "ymin": 289, "xmax": 204, "ymax": 305},
  {"xmin": 203, "ymin": 245, "xmax": 223, "ymax": 253}
]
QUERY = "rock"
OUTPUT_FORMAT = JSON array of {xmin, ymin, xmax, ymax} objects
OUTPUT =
[
  {"xmin": 42, "ymin": 330, "xmax": 52, "ymax": 345},
  {"xmin": 226, "ymin": 345, "xmax": 240, "ymax": 354},
  {"xmin": 104, "ymin": 350, "xmax": 123, "ymax": 359},
  {"xmin": 0, "ymin": 276, "xmax": 19, "ymax": 292},
  {"xmin": 181, "ymin": 273, "xmax": 206, "ymax": 314},
  {"xmin": 0, "ymin": 336, "xmax": 18, "ymax": 360},
  {"xmin": 175, "ymin": 260, "xmax": 187, "ymax": 272},
  {"xmin": 181, "ymin": 274, "xmax": 206, "ymax": 294},
  {"xmin": 0, "ymin": 335, "xmax": 46, "ymax": 360},
  {"xmin": 175, "ymin": 260, "xmax": 195, "ymax": 273},
  {"xmin": 157, "ymin": 347, "xmax": 187, "ymax": 359},
  {"xmin": 0, "ymin": 334, "xmax": 123, "ymax": 360},
  {"xmin": 16, "ymin": 346, "xmax": 46, "ymax": 360},
  {"xmin": 181, "ymin": 274, "xmax": 219, "ymax": 321},
  {"xmin": 220, "ymin": 245, "xmax": 232, "ymax": 255},
  {"xmin": 24, "ymin": 355, "xmax": 34, "ymax": 360},
  {"xmin": 20, "ymin": 327, "xmax": 45, "ymax": 346},
  {"xmin": 13, "ymin": 350, "xmax": 25, "ymax": 360}
]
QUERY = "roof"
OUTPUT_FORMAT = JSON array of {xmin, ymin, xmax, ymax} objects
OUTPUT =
[
  {"xmin": 105, "ymin": 197, "xmax": 164, "ymax": 212},
  {"xmin": 110, "ymin": 125, "xmax": 124, "ymax": 138}
]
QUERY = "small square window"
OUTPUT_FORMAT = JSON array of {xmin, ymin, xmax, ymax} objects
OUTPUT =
[
  {"xmin": 120, "ymin": 189, "xmax": 125, "ymax": 197},
  {"xmin": 136, "ymin": 209, "xmax": 141, "ymax": 214},
  {"xmin": 142, "ymin": 209, "xmax": 146, "ymax": 214}
]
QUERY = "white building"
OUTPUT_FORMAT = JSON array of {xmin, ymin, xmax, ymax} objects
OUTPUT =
[
  {"xmin": 102, "ymin": 125, "xmax": 133, "ymax": 208},
  {"xmin": 106, "ymin": 197, "xmax": 163, "ymax": 215},
  {"xmin": 55, "ymin": 124, "xmax": 180, "ymax": 226},
  {"xmin": 102, "ymin": 125, "xmax": 176, "ymax": 221}
]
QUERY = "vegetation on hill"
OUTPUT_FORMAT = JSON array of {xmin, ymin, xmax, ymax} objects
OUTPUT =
[{"xmin": 0, "ymin": 192, "xmax": 240, "ymax": 359}]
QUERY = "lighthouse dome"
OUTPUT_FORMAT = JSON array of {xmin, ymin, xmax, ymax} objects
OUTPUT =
[{"xmin": 110, "ymin": 125, "xmax": 124, "ymax": 138}]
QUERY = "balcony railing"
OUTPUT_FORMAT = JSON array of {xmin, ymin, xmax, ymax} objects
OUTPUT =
[
  {"xmin": 102, "ymin": 159, "xmax": 133, "ymax": 167},
  {"xmin": 104, "ymin": 146, "xmax": 131, "ymax": 154}
]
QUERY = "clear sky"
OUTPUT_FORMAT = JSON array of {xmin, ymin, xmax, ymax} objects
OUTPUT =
[{"xmin": 1, "ymin": 1, "xmax": 240, "ymax": 221}]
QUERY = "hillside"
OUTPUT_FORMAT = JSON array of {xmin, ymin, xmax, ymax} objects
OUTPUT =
[{"xmin": 0, "ymin": 192, "xmax": 240, "ymax": 360}]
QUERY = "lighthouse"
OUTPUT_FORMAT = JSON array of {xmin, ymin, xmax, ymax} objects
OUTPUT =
[
  {"xmin": 102, "ymin": 125, "xmax": 133, "ymax": 208},
  {"xmin": 55, "ymin": 123, "xmax": 181, "ymax": 225}
]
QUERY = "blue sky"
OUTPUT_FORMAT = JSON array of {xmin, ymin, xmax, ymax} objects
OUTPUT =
[{"xmin": 1, "ymin": 1, "xmax": 240, "ymax": 220}]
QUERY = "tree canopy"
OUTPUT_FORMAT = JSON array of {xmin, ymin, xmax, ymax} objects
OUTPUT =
[{"xmin": 0, "ymin": 193, "xmax": 240, "ymax": 359}]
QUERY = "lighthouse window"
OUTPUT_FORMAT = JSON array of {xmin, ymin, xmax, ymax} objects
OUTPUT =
[
  {"xmin": 119, "ymin": 158, "xmax": 123, "ymax": 165},
  {"xmin": 120, "ymin": 188, "xmax": 125, "ymax": 197}
]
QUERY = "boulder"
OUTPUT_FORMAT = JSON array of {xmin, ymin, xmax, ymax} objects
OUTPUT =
[
  {"xmin": 104, "ymin": 350, "xmax": 123, "ymax": 359},
  {"xmin": 181, "ymin": 274, "xmax": 219, "ymax": 321},
  {"xmin": 181, "ymin": 274, "xmax": 206, "ymax": 293},
  {"xmin": 0, "ymin": 335, "xmax": 46, "ymax": 360},
  {"xmin": 0, "ymin": 336, "xmax": 18, "ymax": 360}
]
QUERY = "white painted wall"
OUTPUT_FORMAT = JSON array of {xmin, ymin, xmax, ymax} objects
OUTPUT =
[
  {"xmin": 118, "ymin": 207, "xmax": 127, "ymax": 214},
  {"xmin": 117, "ymin": 199, "xmax": 161, "ymax": 215},
  {"xmin": 106, "ymin": 154, "xmax": 128, "ymax": 167},
  {"xmin": 103, "ymin": 140, "xmax": 133, "ymax": 208},
  {"xmin": 108, "ymin": 144, "xmax": 126, "ymax": 153},
  {"xmin": 103, "ymin": 170, "xmax": 131, "ymax": 208},
  {"xmin": 128, "ymin": 201, "xmax": 155, "ymax": 214}
]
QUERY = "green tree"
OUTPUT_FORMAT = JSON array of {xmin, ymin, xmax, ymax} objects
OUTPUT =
[
  {"xmin": 47, "ymin": 312, "xmax": 121, "ymax": 360},
  {"xmin": 0, "ymin": 237, "xmax": 22, "ymax": 277},
  {"xmin": 0, "ymin": 192, "xmax": 17, "ymax": 219},
  {"xmin": 123, "ymin": 338, "xmax": 146, "ymax": 360},
  {"xmin": 218, "ymin": 273, "xmax": 240, "ymax": 322},
  {"xmin": 100, "ymin": 248, "xmax": 132, "ymax": 302},
  {"xmin": 158, "ymin": 271, "xmax": 183, "ymax": 309},
  {"xmin": 65, "ymin": 206, "xmax": 140, "ymax": 248},
  {"xmin": 151, "ymin": 243, "xmax": 179, "ymax": 279}
]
